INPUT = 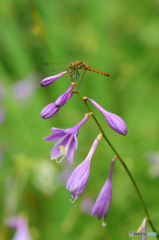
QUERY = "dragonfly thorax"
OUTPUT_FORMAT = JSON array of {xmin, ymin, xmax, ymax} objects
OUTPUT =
[{"xmin": 69, "ymin": 61, "xmax": 87, "ymax": 70}]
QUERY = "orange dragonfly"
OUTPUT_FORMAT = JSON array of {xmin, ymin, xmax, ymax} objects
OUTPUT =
[
  {"xmin": 67, "ymin": 61, "xmax": 111, "ymax": 87},
  {"xmin": 68, "ymin": 60, "xmax": 110, "ymax": 78}
]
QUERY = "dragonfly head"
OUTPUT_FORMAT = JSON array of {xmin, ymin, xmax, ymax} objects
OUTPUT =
[{"xmin": 69, "ymin": 62, "xmax": 75, "ymax": 69}]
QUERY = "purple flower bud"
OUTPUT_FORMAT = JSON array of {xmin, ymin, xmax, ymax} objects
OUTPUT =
[
  {"xmin": 88, "ymin": 98, "xmax": 127, "ymax": 135},
  {"xmin": 6, "ymin": 216, "xmax": 32, "ymax": 240},
  {"xmin": 66, "ymin": 137, "xmax": 100, "ymax": 200},
  {"xmin": 41, "ymin": 71, "xmax": 67, "ymax": 87},
  {"xmin": 41, "ymin": 102, "xmax": 60, "ymax": 119},
  {"xmin": 55, "ymin": 85, "xmax": 73, "ymax": 108},
  {"xmin": 91, "ymin": 156, "xmax": 116, "ymax": 224}
]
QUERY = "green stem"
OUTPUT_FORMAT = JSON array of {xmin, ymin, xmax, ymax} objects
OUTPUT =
[{"xmin": 73, "ymin": 83, "xmax": 158, "ymax": 238}]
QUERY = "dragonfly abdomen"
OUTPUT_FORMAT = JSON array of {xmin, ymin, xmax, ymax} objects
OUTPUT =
[{"xmin": 86, "ymin": 66, "xmax": 111, "ymax": 76}]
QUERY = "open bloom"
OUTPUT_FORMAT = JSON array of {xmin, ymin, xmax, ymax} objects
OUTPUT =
[
  {"xmin": 91, "ymin": 156, "xmax": 117, "ymax": 224},
  {"xmin": 6, "ymin": 216, "xmax": 32, "ymax": 240},
  {"xmin": 41, "ymin": 71, "xmax": 67, "ymax": 87},
  {"xmin": 87, "ymin": 98, "xmax": 127, "ymax": 135},
  {"xmin": 44, "ymin": 113, "xmax": 92, "ymax": 163},
  {"xmin": 41, "ymin": 85, "xmax": 73, "ymax": 119},
  {"xmin": 66, "ymin": 134, "xmax": 102, "ymax": 200}
]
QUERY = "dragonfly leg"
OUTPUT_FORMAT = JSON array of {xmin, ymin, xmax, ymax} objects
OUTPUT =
[
  {"xmin": 76, "ymin": 70, "xmax": 80, "ymax": 80},
  {"xmin": 78, "ymin": 69, "xmax": 85, "ymax": 88},
  {"xmin": 70, "ymin": 70, "xmax": 80, "ymax": 81},
  {"xmin": 70, "ymin": 69, "xmax": 76, "ymax": 80}
]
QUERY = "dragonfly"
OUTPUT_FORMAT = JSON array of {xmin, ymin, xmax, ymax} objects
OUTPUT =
[{"xmin": 68, "ymin": 60, "xmax": 110, "ymax": 80}]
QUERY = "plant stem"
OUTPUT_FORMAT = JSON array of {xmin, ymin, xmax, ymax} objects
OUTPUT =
[{"xmin": 74, "ymin": 84, "xmax": 158, "ymax": 238}]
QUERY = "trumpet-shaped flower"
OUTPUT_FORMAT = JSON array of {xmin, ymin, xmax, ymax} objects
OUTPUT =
[
  {"xmin": 87, "ymin": 98, "xmax": 127, "ymax": 135},
  {"xmin": 91, "ymin": 156, "xmax": 117, "ymax": 224},
  {"xmin": 41, "ymin": 71, "xmax": 67, "ymax": 87},
  {"xmin": 44, "ymin": 114, "xmax": 91, "ymax": 163},
  {"xmin": 6, "ymin": 216, "xmax": 32, "ymax": 240},
  {"xmin": 41, "ymin": 85, "xmax": 73, "ymax": 119},
  {"xmin": 66, "ymin": 134, "xmax": 102, "ymax": 200}
]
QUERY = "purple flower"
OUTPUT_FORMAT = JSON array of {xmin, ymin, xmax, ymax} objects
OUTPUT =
[
  {"xmin": 91, "ymin": 156, "xmax": 117, "ymax": 224},
  {"xmin": 44, "ymin": 113, "xmax": 92, "ymax": 163},
  {"xmin": 41, "ymin": 85, "xmax": 73, "ymax": 119},
  {"xmin": 55, "ymin": 85, "xmax": 73, "ymax": 108},
  {"xmin": 6, "ymin": 216, "xmax": 32, "ymax": 240},
  {"xmin": 87, "ymin": 98, "xmax": 127, "ymax": 135},
  {"xmin": 66, "ymin": 134, "xmax": 102, "ymax": 201},
  {"xmin": 41, "ymin": 71, "xmax": 67, "ymax": 87},
  {"xmin": 41, "ymin": 102, "xmax": 60, "ymax": 119}
]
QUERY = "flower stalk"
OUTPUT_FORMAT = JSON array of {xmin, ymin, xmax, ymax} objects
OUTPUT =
[{"xmin": 72, "ymin": 81, "xmax": 159, "ymax": 238}]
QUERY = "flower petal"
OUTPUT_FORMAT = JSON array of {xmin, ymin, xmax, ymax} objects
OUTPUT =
[
  {"xmin": 44, "ymin": 131, "xmax": 66, "ymax": 141},
  {"xmin": 51, "ymin": 134, "xmax": 70, "ymax": 159},
  {"xmin": 67, "ymin": 138, "xmax": 76, "ymax": 163}
]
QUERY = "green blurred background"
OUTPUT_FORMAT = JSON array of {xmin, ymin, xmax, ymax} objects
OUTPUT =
[{"xmin": 0, "ymin": 0, "xmax": 159, "ymax": 239}]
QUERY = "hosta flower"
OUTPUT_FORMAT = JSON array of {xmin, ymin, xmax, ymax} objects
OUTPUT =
[
  {"xmin": 41, "ymin": 85, "xmax": 73, "ymax": 119},
  {"xmin": 55, "ymin": 85, "xmax": 73, "ymax": 108},
  {"xmin": 91, "ymin": 156, "xmax": 117, "ymax": 224},
  {"xmin": 41, "ymin": 71, "xmax": 67, "ymax": 87},
  {"xmin": 44, "ymin": 113, "xmax": 92, "ymax": 163},
  {"xmin": 66, "ymin": 133, "xmax": 102, "ymax": 201},
  {"xmin": 6, "ymin": 216, "xmax": 32, "ymax": 240},
  {"xmin": 86, "ymin": 98, "xmax": 127, "ymax": 135}
]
